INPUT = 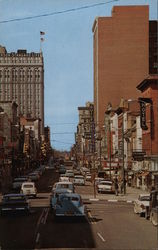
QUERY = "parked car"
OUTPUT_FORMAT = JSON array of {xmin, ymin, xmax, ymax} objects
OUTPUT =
[
  {"xmin": 85, "ymin": 174, "xmax": 92, "ymax": 182},
  {"xmin": 54, "ymin": 193, "xmax": 85, "ymax": 217},
  {"xmin": 149, "ymin": 190, "xmax": 158, "ymax": 226},
  {"xmin": 97, "ymin": 180, "xmax": 115, "ymax": 194},
  {"xmin": 0, "ymin": 194, "xmax": 30, "ymax": 216},
  {"xmin": 12, "ymin": 177, "xmax": 29, "ymax": 190},
  {"xmin": 52, "ymin": 181, "xmax": 75, "ymax": 193},
  {"xmin": 73, "ymin": 175, "xmax": 85, "ymax": 186},
  {"xmin": 133, "ymin": 194, "xmax": 150, "ymax": 217},
  {"xmin": 95, "ymin": 177, "xmax": 104, "ymax": 187},
  {"xmin": 50, "ymin": 188, "xmax": 72, "ymax": 210},
  {"xmin": 20, "ymin": 182, "xmax": 37, "ymax": 198}
]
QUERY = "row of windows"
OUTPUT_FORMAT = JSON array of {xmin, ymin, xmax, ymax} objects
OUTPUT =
[{"xmin": 0, "ymin": 58, "xmax": 41, "ymax": 63}]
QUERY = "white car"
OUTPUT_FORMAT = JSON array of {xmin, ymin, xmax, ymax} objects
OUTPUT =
[
  {"xmin": 73, "ymin": 175, "xmax": 85, "ymax": 186},
  {"xmin": 52, "ymin": 181, "xmax": 75, "ymax": 193},
  {"xmin": 65, "ymin": 170, "xmax": 74, "ymax": 178},
  {"xmin": 59, "ymin": 176, "xmax": 70, "ymax": 182},
  {"xmin": 21, "ymin": 182, "xmax": 37, "ymax": 198},
  {"xmin": 97, "ymin": 180, "xmax": 115, "ymax": 194},
  {"xmin": 134, "ymin": 194, "xmax": 150, "ymax": 217}
]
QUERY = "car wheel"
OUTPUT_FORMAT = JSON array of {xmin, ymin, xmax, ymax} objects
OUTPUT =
[
  {"xmin": 151, "ymin": 212, "xmax": 158, "ymax": 226},
  {"xmin": 145, "ymin": 208, "xmax": 149, "ymax": 220},
  {"xmin": 139, "ymin": 212, "xmax": 144, "ymax": 217}
]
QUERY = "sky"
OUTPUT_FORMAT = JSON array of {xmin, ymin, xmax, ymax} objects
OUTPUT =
[{"xmin": 0, "ymin": 0, "xmax": 157, "ymax": 151}]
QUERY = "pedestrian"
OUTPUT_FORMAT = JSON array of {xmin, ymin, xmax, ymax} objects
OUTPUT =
[
  {"xmin": 114, "ymin": 179, "xmax": 119, "ymax": 196},
  {"xmin": 120, "ymin": 180, "xmax": 124, "ymax": 194}
]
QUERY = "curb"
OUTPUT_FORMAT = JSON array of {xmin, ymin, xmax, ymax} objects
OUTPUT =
[{"xmin": 84, "ymin": 198, "xmax": 134, "ymax": 204}]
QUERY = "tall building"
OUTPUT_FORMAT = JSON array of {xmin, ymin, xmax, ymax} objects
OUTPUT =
[
  {"xmin": 92, "ymin": 5, "xmax": 157, "ymax": 129},
  {"xmin": 0, "ymin": 46, "xmax": 44, "ymax": 132}
]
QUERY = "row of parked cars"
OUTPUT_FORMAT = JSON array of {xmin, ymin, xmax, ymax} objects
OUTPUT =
[
  {"xmin": 0, "ymin": 165, "xmax": 47, "ymax": 216},
  {"xmin": 133, "ymin": 190, "xmax": 158, "ymax": 226}
]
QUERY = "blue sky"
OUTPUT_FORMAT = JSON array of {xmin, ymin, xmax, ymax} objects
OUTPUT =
[{"xmin": 0, "ymin": 0, "xmax": 156, "ymax": 151}]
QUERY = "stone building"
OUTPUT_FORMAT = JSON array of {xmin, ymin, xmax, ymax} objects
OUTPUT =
[{"xmin": 0, "ymin": 46, "xmax": 44, "ymax": 133}]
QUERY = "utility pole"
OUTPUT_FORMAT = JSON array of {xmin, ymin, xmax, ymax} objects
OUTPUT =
[
  {"xmin": 109, "ymin": 119, "xmax": 112, "ymax": 180},
  {"xmin": 122, "ymin": 113, "xmax": 126, "ymax": 195}
]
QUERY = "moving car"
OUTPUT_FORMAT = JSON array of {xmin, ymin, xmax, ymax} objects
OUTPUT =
[
  {"xmin": 97, "ymin": 180, "xmax": 115, "ymax": 193},
  {"xmin": 28, "ymin": 172, "xmax": 40, "ymax": 181},
  {"xmin": 133, "ymin": 194, "xmax": 150, "ymax": 217},
  {"xmin": 65, "ymin": 169, "xmax": 74, "ymax": 178},
  {"xmin": 59, "ymin": 176, "xmax": 70, "ymax": 182},
  {"xmin": 52, "ymin": 181, "xmax": 75, "ymax": 193},
  {"xmin": 21, "ymin": 182, "xmax": 37, "ymax": 198},
  {"xmin": 73, "ymin": 175, "xmax": 85, "ymax": 186},
  {"xmin": 59, "ymin": 165, "xmax": 66, "ymax": 174},
  {"xmin": 54, "ymin": 193, "xmax": 85, "ymax": 217},
  {"xmin": 12, "ymin": 177, "xmax": 29, "ymax": 190},
  {"xmin": 0, "ymin": 194, "xmax": 30, "ymax": 216},
  {"xmin": 50, "ymin": 188, "xmax": 72, "ymax": 210}
]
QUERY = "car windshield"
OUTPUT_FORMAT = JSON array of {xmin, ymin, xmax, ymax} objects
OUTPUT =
[
  {"xmin": 140, "ymin": 196, "xmax": 150, "ymax": 201},
  {"xmin": 14, "ymin": 178, "xmax": 26, "ymax": 182},
  {"xmin": 100, "ymin": 181, "xmax": 112, "ymax": 185},
  {"xmin": 58, "ymin": 184, "xmax": 72, "ymax": 189},
  {"xmin": 23, "ymin": 184, "xmax": 34, "ymax": 188},
  {"xmin": 4, "ymin": 196, "xmax": 26, "ymax": 201}
]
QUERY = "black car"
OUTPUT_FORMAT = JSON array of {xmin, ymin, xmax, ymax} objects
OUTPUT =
[{"xmin": 0, "ymin": 194, "xmax": 30, "ymax": 216}]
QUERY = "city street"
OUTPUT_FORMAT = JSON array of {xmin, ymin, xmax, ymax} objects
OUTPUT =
[{"xmin": 0, "ymin": 169, "xmax": 157, "ymax": 250}]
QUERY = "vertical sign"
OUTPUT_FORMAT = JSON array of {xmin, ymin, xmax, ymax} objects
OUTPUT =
[{"xmin": 140, "ymin": 101, "xmax": 148, "ymax": 130}]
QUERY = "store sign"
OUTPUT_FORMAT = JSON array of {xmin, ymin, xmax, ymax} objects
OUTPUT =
[
  {"xmin": 140, "ymin": 101, "xmax": 148, "ymax": 130},
  {"xmin": 132, "ymin": 151, "xmax": 146, "ymax": 161}
]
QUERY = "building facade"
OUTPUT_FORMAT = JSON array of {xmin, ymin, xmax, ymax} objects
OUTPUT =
[
  {"xmin": 0, "ymin": 46, "xmax": 44, "ymax": 133},
  {"xmin": 92, "ymin": 5, "xmax": 157, "ymax": 130}
]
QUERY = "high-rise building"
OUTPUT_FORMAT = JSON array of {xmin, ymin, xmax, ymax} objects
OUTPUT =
[
  {"xmin": 0, "ymin": 46, "xmax": 44, "ymax": 132},
  {"xmin": 92, "ymin": 5, "xmax": 157, "ymax": 129}
]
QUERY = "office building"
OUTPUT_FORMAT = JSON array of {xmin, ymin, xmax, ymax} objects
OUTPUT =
[{"xmin": 0, "ymin": 46, "xmax": 44, "ymax": 132}]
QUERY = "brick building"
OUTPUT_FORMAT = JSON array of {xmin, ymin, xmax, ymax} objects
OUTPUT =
[
  {"xmin": 92, "ymin": 5, "xmax": 157, "ymax": 130},
  {"xmin": 137, "ymin": 75, "xmax": 158, "ymax": 188}
]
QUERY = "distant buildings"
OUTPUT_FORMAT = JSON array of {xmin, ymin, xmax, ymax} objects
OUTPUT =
[{"xmin": 0, "ymin": 46, "xmax": 44, "ymax": 132}]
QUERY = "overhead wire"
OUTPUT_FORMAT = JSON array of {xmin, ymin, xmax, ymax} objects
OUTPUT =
[{"xmin": 0, "ymin": 0, "xmax": 119, "ymax": 24}]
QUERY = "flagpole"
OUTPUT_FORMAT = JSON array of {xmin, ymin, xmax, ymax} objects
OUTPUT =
[{"xmin": 40, "ymin": 31, "xmax": 45, "ymax": 53}]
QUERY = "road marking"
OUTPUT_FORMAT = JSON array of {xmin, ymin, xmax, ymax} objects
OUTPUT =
[
  {"xmin": 108, "ymin": 199, "xmax": 118, "ymax": 202},
  {"xmin": 43, "ymin": 208, "xmax": 49, "ymax": 224},
  {"xmin": 127, "ymin": 200, "xmax": 133, "ymax": 203},
  {"xmin": 90, "ymin": 198, "xmax": 99, "ymax": 201},
  {"xmin": 36, "ymin": 233, "xmax": 40, "ymax": 243},
  {"xmin": 97, "ymin": 232, "xmax": 106, "ymax": 242},
  {"xmin": 36, "ymin": 208, "xmax": 45, "ymax": 228}
]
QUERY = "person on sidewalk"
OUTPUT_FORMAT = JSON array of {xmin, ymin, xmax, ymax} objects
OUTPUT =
[
  {"xmin": 120, "ymin": 180, "xmax": 124, "ymax": 194},
  {"xmin": 114, "ymin": 178, "xmax": 119, "ymax": 196}
]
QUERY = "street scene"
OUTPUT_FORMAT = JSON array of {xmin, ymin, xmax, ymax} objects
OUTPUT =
[
  {"xmin": 0, "ymin": 167, "xmax": 157, "ymax": 249},
  {"xmin": 0, "ymin": 0, "xmax": 158, "ymax": 250}
]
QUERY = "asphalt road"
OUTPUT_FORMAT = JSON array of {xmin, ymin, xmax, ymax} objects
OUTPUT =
[{"xmin": 0, "ymin": 169, "xmax": 157, "ymax": 250}]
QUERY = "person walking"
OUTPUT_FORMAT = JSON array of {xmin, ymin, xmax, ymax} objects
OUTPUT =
[{"xmin": 114, "ymin": 178, "xmax": 119, "ymax": 196}]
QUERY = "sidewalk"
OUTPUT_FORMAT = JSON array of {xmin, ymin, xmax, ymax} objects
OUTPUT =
[{"xmin": 81, "ymin": 186, "xmax": 149, "ymax": 203}]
